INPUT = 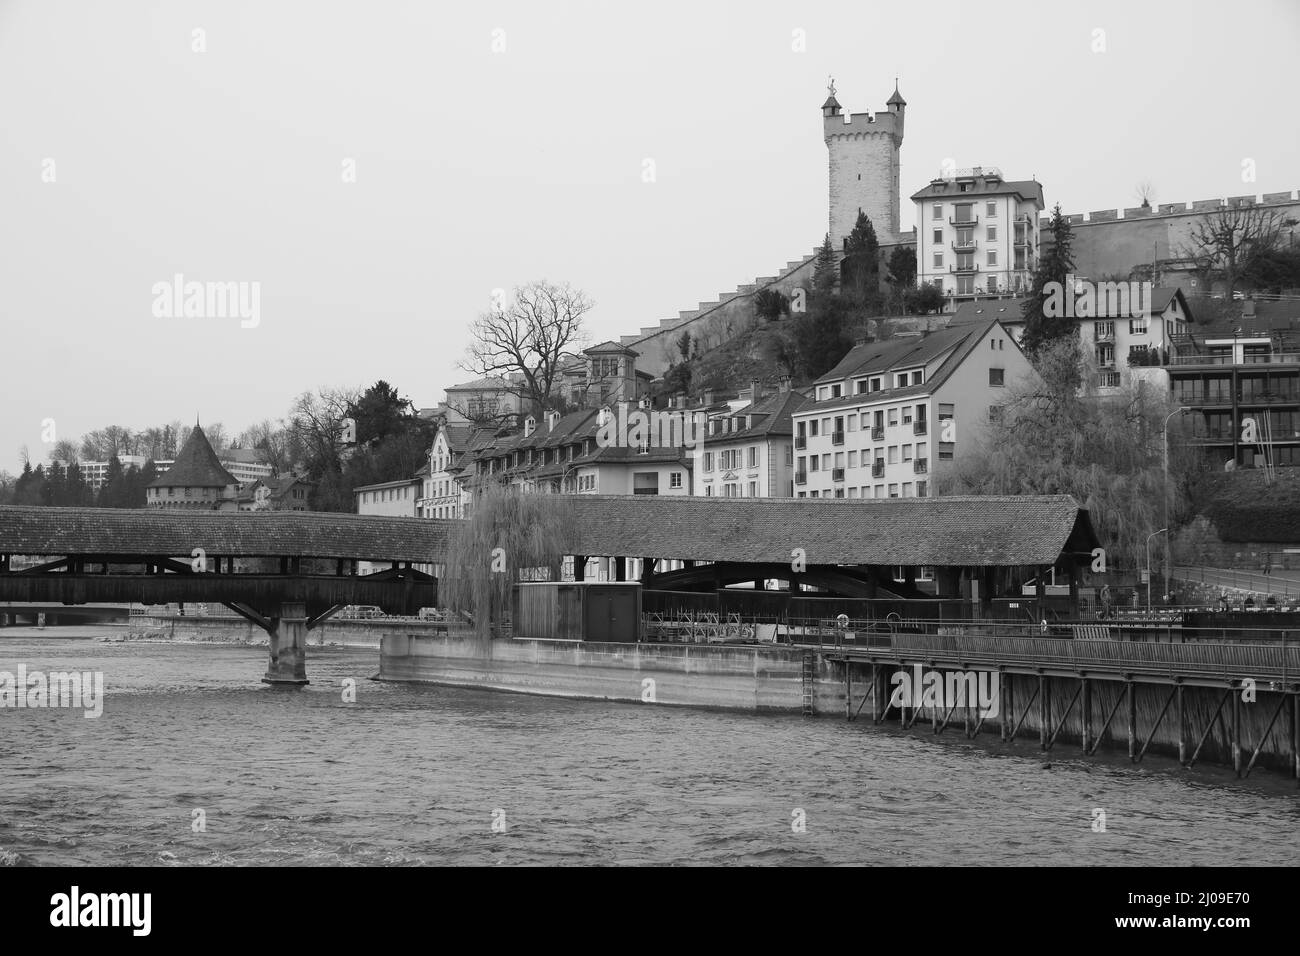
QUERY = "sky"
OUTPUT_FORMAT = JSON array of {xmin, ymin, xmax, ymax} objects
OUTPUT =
[{"xmin": 1, "ymin": 0, "xmax": 1298, "ymax": 473}]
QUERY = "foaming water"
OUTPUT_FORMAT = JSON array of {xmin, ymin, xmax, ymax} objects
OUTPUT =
[{"xmin": 1, "ymin": 635, "xmax": 1298, "ymax": 866}]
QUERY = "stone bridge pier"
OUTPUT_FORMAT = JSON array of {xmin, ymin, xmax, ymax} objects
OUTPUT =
[{"xmin": 263, "ymin": 602, "xmax": 309, "ymax": 686}]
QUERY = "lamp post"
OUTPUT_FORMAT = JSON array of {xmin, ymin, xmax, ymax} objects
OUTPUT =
[
  {"xmin": 1162, "ymin": 406, "xmax": 1190, "ymax": 603},
  {"xmin": 1146, "ymin": 528, "xmax": 1168, "ymax": 611}
]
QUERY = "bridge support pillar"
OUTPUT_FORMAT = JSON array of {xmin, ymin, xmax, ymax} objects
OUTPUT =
[{"xmin": 263, "ymin": 602, "xmax": 309, "ymax": 687}]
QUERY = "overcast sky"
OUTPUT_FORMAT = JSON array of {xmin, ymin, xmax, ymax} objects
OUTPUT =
[{"xmin": 2, "ymin": 0, "xmax": 1297, "ymax": 472}]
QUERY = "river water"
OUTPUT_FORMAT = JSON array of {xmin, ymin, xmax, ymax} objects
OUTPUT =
[{"xmin": 2, "ymin": 630, "xmax": 1298, "ymax": 866}]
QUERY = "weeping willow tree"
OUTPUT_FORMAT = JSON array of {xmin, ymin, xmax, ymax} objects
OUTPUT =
[
  {"xmin": 441, "ymin": 482, "xmax": 574, "ymax": 640},
  {"xmin": 938, "ymin": 338, "xmax": 1202, "ymax": 573}
]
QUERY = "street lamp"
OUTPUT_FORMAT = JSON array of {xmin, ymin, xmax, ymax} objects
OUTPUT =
[
  {"xmin": 1146, "ymin": 528, "xmax": 1168, "ymax": 611},
  {"xmin": 1163, "ymin": 406, "xmax": 1190, "ymax": 602}
]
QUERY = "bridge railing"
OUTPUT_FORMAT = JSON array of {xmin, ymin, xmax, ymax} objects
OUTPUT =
[{"xmin": 841, "ymin": 632, "xmax": 1300, "ymax": 681}]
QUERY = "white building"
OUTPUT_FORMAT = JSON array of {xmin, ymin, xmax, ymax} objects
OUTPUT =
[
  {"xmin": 949, "ymin": 286, "xmax": 1193, "ymax": 390},
  {"xmin": 911, "ymin": 168, "xmax": 1044, "ymax": 301},
  {"xmin": 792, "ymin": 317, "xmax": 1034, "ymax": 499},
  {"xmin": 694, "ymin": 384, "xmax": 810, "ymax": 498},
  {"xmin": 79, "ymin": 455, "xmax": 149, "ymax": 491}
]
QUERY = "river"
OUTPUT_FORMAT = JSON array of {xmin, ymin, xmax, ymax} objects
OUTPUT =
[{"xmin": 2, "ymin": 630, "xmax": 1298, "ymax": 866}]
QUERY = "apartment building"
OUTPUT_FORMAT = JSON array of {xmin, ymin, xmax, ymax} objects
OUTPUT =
[
  {"xmin": 911, "ymin": 168, "xmax": 1044, "ymax": 301},
  {"xmin": 949, "ymin": 286, "xmax": 1193, "ymax": 389},
  {"xmin": 791, "ymin": 317, "xmax": 1032, "ymax": 499},
  {"xmin": 693, "ymin": 384, "xmax": 811, "ymax": 498},
  {"xmin": 1169, "ymin": 301, "xmax": 1300, "ymax": 468}
]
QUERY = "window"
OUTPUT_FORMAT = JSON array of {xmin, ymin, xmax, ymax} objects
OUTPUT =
[
  {"xmin": 987, "ymin": 226, "xmax": 997, "ymax": 241},
  {"xmin": 903, "ymin": 483, "xmax": 913, "ymax": 498},
  {"xmin": 902, "ymin": 406, "xmax": 913, "ymax": 424},
  {"xmin": 933, "ymin": 229, "xmax": 942, "ymax": 244},
  {"xmin": 821, "ymin": 454, "xmax": 831, "ymax": 469},
  {"xmin": 748, "ymin": 481, "xmax": 757, "ymax": 497},
  {"xmin": 809, "ymin": 457, "xmax": 819, "ymax": 472},
  {"xmin": 831, "ymin": 384, "xmax": 842, "ymax": 398},
  {"xmin": 848, "ymin": 451, "xmax": 857, "ymax": 468},
  {"xmin": 1129, "ymin": 319, "xmax": 1147, "ymax": 335},
  {"xmin": 809, "ymin": 420, "xmax": 819, "ymax": 436},
  {"xmin": 875, "ymin": 485, "xmax": 884, "ymax": 497},
  {"xmin": 855, "ymin": 379, "xmax": 868, "ymax": 394},
  {"xmin": 987, "ymin": 250, "xmax": 998, "ymax": 266},
  {"xmin": 847, "ymin": 416, "xmax": 857, "ymax": 432},
  {"xmin": 932, "ymin": 203, "xmax": 942, "ymax": 220},
  {"xmin": 705, "ymin": 485, "xmax": 713, "ymax": 496},
  {"xmin": 912, "ymin": 371, "xmax": 923, "ymax": 385},
  {"xmin": 897, "ymin": 373, "xmax": 909, "ymax": 388},
  {"xmin": 748, "ymin": 446, "xmax": 757, "ymax": 468},
  {"xmin": 955, "ymin": 203, "xmax": 974, "ymax": 223},
  {"xmin": 987, "ymin": 275, "xmax": 998, "ymax": 293},
  {"xmin": 888, "ymin": 484, "xmax": 899, "ymax": 498},
  {"xmin": 888, "ymin": 446, "xmax": 899, "ymax": 464},
  {"xmin": 848, "ymin": 487, "xmax": 858, "ymax": 498},
  {"xmin": 870, "ymin": 377, "xmax": 882, "ymax": 392},
  {"xmin": 888, "ymin": 408, "xmax": 899, "ymax": 426},
  {"xmin": 670, "ymin": 472, "xmax": 682, "ymax": 489},
  {"xmin": 902, "ymin": 444, "xmax": 913, "ymax": 462},
  {"xmin": 956, "ymin": 275, "xmax": 974, "ymax": 295},
  {"xmin": 933, "ymin": 253, "xmax": 943, "ymax": 269},
  {"xmin": 989, "ymin": 368, "xmax": 1005, "ymax": 386},
  {"xmin": 834, "ymin": 452, "xmax": 844, "ymax": 468},
  {"xmin": 786, "ymin": 446, "xmax": 793, "ymax": 464},
  {"xmin": 986, "ymin": 201, "xmax": 997, "ymax": 217}
]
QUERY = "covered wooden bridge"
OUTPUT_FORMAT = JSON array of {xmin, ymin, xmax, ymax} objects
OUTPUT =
[{"xmin": 0, "ymin": 506, "xmax": 448, "ymax": 684}]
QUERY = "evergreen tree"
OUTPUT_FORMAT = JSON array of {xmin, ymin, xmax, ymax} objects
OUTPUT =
[
  {"xmin": 811, "ymin": 233, "xmax": 838, "ymax": 301},
  {"xmin": 1021, "ymin": 204, "xmax": 1078, "ymax": 356},
  {"xmin": 842, "ymin": 212, "xmax": 881, "ymax": 306},
  {"xmin": 887, "ymin": 246, "xmax": 917, "ymax": 288},
  {"xmin": 14, "ymin": 460, "xmax": 36, "ymax": 505},
  {"xmin": 67, "ymin": 462, "xmax": 93, "ymax": 507},
  {"xmin": 99, "ymin": 455, "xmax": 125, "ymax": 508}
]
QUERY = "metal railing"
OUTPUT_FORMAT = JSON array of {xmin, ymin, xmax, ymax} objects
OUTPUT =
[
  {"xmin": 872, "ymin": 462, "xmax": 885, "ymax": 478},
  {"xmin": 913, "ymin": 458, "xmax": 928, "ymax": 474},
  {"xmin": 831, "ymin": 430, "xmax": 845, "ymax": 446},
  {"xmin": 913, "ymin": 420, "xmax": 927, "ymax": 435},
  {"xmin": 794, "ymin": 435, "xmax": 807, "ymax": 450},
  {"xmin": 831, "ymin": 467, "xmax": 845, "ymax": 482},
  {"xmin": 794, "ymin": 470, "xmax": 807, "ymax": 485},
  {"xmin": 871, "ymin": 426, "xmax": 885, "ymax": 440}
]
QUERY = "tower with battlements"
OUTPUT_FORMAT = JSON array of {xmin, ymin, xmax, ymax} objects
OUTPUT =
[{"xmin": 823, "ymin": 80, "xmax": 905, "ymax": 248}]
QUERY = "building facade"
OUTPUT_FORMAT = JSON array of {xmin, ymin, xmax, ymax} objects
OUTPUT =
[
  {"xmin": 911, "ymin": 168, "xmax": 1044, "ymax": 301},
  {"xmin": 145, "ymin": 425, "xmax": 239, "ymax": 510},
  {"xmin": 693, "ymin": 384, "xmax": 810, "ymax": 498},
  {"xmin": 792, "ymin": 318, "xmax": 1032, "ymax": 499}
]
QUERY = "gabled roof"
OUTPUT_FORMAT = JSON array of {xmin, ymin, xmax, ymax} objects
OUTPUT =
[
  {"xmin": 149, "ymin": 426, "xmax": 237, "ymax": 488},
  {"xmin": 949, "ymin": 287, "xmax": 1194, "ymax": 326},
  {"xmin": 444, "ymin": 376, "xmax": 518, "ymax": 393},
  {"xmin": 704, "ymin": 390, "xmax": 813, "ymax": 443}
]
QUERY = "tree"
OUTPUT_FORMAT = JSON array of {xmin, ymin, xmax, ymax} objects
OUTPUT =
[
  {"xmin": 938, "ymin": 338, "xmax": 1200, "ymax": 573},
  {"xmin": 841, "ymin": 212, "xmax": 881, "ymax": 306},
  {"xmin": 1020, "ymin": 204, "xmax": 1078, "ymax": 356},
  {"xmin": 98, "ymin": 456, "xmax": 126, "ymax": 508},
  {"xmin": 1179, "ymin": 206, "xmax": 1289, "ymax": 300},
  {"xmin": 904, "ymin": 284, "xmax": 945, "ymax": 315},
  {"xmin": 235, "ymin": 420, "xmax": 293, "ymax": 475},
  {"xmin": 49, "ymin": 439, "xmax": 79, "ymax": 464},
  {"xmin": 461, "ymin": 279, "xmax": 594, "ymax": 417},
  {"xmin": 811, "ymin": 233, "xmax": 837, "ymax": 300},
  {"xmin": 887, "ymin": 246, "xmax": 917, "ymax": 288},
  {"xmin": 753, "ymin": 287, "xmax": 790, "ymax": 322},
  {"xmin": 675, "ymin": 329, "xmax": 692, "ymax": 362},
  {"xmin": 287, "ymin": 387, "xmax": 362, "ymax": 511},
  {"xmin": 441, "ymin": 483, "xmax": 573, "ymax": 640},
  {"xmin": 789, "ymin": 296, "xmax": 854, "ymax": 380}
]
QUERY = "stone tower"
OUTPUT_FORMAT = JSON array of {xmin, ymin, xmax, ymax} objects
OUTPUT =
[{"xmin": 823, "ymin": 80, "xmax": 905, "ymax": 248}]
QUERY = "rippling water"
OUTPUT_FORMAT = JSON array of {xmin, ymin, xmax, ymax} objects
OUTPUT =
[{"xmin": 1, "ymin": 631, "xmax": 1298, "ymax": 866}]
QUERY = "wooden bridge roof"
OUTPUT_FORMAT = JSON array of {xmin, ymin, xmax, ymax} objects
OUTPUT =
[
  {"xmin": 559, "ymin": 494, "xmax": 1097, "ymax": 568},
  {"xmin": 0, "ymin": 506, "xmax": 452, "ymax": 563},
  {"xmin": 0, "ymin": 494, "xmax": 1097, "ymax": 569}
]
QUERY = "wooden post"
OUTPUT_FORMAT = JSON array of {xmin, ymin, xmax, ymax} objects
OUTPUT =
[
  {"xmin": 1039, "ymin": 675, "xmax": 1047, "ymax": 749},
  {"xmin": 1081, "ymin": 678, "xmax": 1091, "ymax": 754},
  {"xmin": 1293, "ymin": 693, "xmax": 1300, "ymax": 784},
  {"xmin": 1232, "ymin": 685, "xmax": 1242, "ymax": 777},
  {"xmin": 1127, "ymin": 681, "xmax": 1138, "ymax": 762},
  {"xmin": 1002, "ymin": 673, "xmax": 1012, "ymax": 743},
  {"xmin": 845, "ymin": 661, "xmax": 852, "ymax": 720},
  {"xmin": 1177, "ymin": 683, "xmax": 1187, "ymax": 766}
]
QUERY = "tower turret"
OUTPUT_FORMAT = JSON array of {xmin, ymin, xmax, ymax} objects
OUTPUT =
[{"xmin": 824, "ymin": 81, "xmax": 906, "ymax": 247}]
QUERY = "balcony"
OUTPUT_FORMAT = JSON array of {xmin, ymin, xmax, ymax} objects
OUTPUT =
[
  {"xmin": 1093, "ymin": 327, "xmax": 1114, "ymax": 342},
  {"xmin": 872, "ymin": 462, "xmax": 885, "ymax": 478},
  {"xmin": 913, "ymin": 420, "xmax": 927, "ymax": 436},
  {"xmin": 794, "ymin": 435, "xmax": 807, "ymax": 450},
  {"xmin": 832, "ymin": 467, "xmax": 845, "ymax": 482},
  {"xmin": 1013, "ymin": 233, "xmax": 1031, "ymax": 248},
  {"xmin": 871, "ymin": 426, "xmax": 885, "ymax": 440},
  {"xmin": 913, "ymin": 458, "xmax": 928, "ymax": 475},
  {"xmin": 1241, "ymin": 391, "xmax": 1300, "ymax": 405},
  {"xmin": 951, "ymin": 239, "xmax": 977, "ymax": 253},
  {"xmin": 1096, "ymin": 371, "xmax": 1121, "ymax": 388},
  {"xmin": 949, "ymin": 215, "xmax": 979, "ymax": 227},
  {"xmin": 949, "ymin": 263, "xmax": 980, "ymax": 274},
  {"xmin": 831, "ymin": 430, "xmax": 845, "ymax": 446},
  {"xmin": 794, "ymin": 470, "xmax": 807, "ymax": 485}
]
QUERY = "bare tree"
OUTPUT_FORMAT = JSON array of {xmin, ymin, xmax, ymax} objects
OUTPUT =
[
  {"xmin": 461, "ymin": 279, "xmax": 593, "ymax": 416},
  {"xmin": 1179, "ymin": 206, "xmax": 1286, "ymax": 300},
  {"xmin": 48, "ymin": 439, "xmax": 80, "ymax": 463},
  {"xmin": 1134, "ymin": 180, "xmax": 1155, "ymax": 208},
  {"xmin": 236, "ymin": 420, "xmax": 293, "ymax": 474}
]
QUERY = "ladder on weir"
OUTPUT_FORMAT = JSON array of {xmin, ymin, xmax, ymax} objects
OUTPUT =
[{"xmin": 801, "ymin": 653, "xmax": 816, "ymax": 716}]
